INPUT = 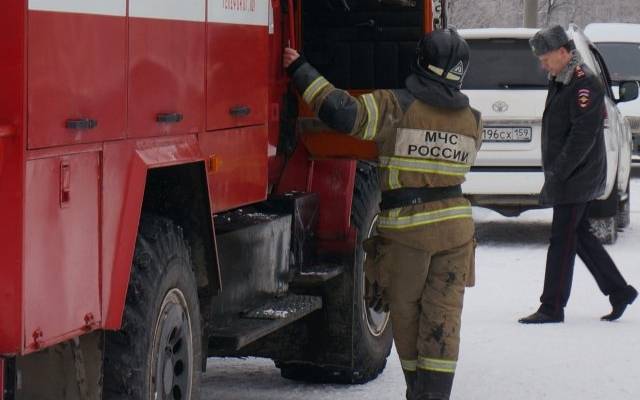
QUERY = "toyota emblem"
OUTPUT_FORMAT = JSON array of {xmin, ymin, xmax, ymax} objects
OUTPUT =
[{"xmin": 492, "ymin": 100, "xmax": 509, "ymax": 113}]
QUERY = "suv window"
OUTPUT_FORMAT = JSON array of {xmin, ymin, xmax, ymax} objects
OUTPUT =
[
  {"xmin": 590, "ymin": 45, "xmax": 615, "ymax": 99},
  {"xmin": 463, "ymin": 38, "xmax": 548, "ymax": 90},
  {"xmin": 593, "ymin": 43, "xmax": 640, "ymax": 83}
]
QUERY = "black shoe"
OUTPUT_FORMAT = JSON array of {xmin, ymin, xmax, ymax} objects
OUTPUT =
[
  {"xmin": 601, "ymin": 285, "xmax": 638, "ymax": 322},
  {"xmin": 518, "ymin": 310, "xmax": 564, "ymax": 324}
]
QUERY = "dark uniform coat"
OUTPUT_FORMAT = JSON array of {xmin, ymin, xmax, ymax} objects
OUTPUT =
[{"xmin": 540, "ymin": 55, "xmax": 607, "ymax": 206}]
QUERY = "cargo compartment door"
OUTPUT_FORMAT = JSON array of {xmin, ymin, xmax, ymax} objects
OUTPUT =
[
  {"xmin": 206, "ymin": 0, "xmax": 269, "ymax": 130},
  {"xmin": 128, "ymin": 0, "xmax": 206, "ymax": 138},
  {"xmin": 27, "ymin": 1, "xmax": 127, "ymax": 148},
  {"xmin": 24, "ymin": 152, "xmax": 101, "ymax": 351}
]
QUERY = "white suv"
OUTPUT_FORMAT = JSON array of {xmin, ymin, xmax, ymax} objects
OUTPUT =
[
  {"xmin": 459, "ymin": 26, "xmax": 637, "ymax": 243},
  {"xmin": 585, "ymin": 23, "xmax": 640, "ymax": 161}
]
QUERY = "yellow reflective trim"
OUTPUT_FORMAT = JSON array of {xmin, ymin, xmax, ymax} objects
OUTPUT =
[
  {"xmin": 303, "ymin": 77, "xmax": 330, "ymax": 104},
  {"xmin": 428, "ymin": 64, "xmax": 445, "ymax": 76},
  {"xmin": 387, "ymin": 165, "xmax": 466, "ymax": 177},
  {"xmin": 362, "ymin": 93, "xmax": 379, "ymax": 140},
  {"xmin": 388, "ymin": 168, "xmax": 401, "ymax": 189},
  {"xmin": 400, "ymin": 359, "xmax": 418, "ymax": 372},
  {"xmin": 379, "ymin": 156, "xmax": 470, "ymax": 177},
  {"xmin": 417, "ymin": 357, "xmax": 457, "ymax": 373},
  {"xmin": 446, "ymin": 72, "xmax": 462, "ymax": 81},
  {"xmin": 378, "ymin": 206, "xmax": 472, "ymax": 229}
]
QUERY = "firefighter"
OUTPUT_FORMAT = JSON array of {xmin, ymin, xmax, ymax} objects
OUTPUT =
[
  {"xmin": 284, "ymin": 29, "xmax": 482, "ymax": 400},
  {"xmin": 519, "ymin": 25, "xmax": 637, "ymax": 324}
]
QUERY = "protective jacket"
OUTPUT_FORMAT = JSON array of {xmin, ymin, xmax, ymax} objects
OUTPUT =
[
  {"xmin": 540, "ymin": 54, "xmax": 607, "ymax": 205},
  {"xmin": 288, "ymin": 57, "xmax": 483, "ymax": 255}
]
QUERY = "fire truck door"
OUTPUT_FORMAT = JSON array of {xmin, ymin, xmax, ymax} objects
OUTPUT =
[
  {"xmin": 205, "ymin": 0, "xmax": 269, "ymax": 131},
  {"xmin": 27, "ymin": 1, "xmax": 127, "ymax": 149},
  {"xmin": 128, "ymin": 0, "xmax": 206, "ymax": 138},
  {"xmin": 24, "ymin": 152, "xmax": 101, "ymax": 351}
]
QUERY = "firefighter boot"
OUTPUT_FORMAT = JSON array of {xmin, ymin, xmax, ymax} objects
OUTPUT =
[
  {"xmin": 602, "ymin": 285, "xmax": 638, "ymax": 321},
  {"xmin": 414, "ymin": 370, "xmax": 454, "ymax": 400},
  {"xmin": 403, "ymin": 370, "xmax": 417, "ymax": 400}
]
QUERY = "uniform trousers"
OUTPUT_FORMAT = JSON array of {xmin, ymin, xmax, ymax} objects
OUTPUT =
[
  {"xmin": 377, "ymin": 239, "xmax": 473, "ymax": 373},
  {"xmin": 540, "ymin": 202, "xmax": 628, "ymax": 314}
]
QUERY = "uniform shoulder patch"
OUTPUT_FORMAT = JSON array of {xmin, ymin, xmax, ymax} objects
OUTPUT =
[
  {"xmin": 575, "ymin": 65, "xmax": 586, "ymax": 79},
  {"xmin": 577, "ymin": 88, "xmax": 591, "ymax": 109}
]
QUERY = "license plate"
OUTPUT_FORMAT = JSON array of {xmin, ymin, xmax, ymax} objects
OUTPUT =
[{"xmin": 482, "ymin": 126, "xmax": 532, "ymax": 142}]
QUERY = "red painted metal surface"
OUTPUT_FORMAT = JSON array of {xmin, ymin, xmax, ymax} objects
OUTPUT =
[
  {"xmin": 276, "ymin": 143, "xmax": 356, "ymax": 241},
  {"xmin": 267, "ymin": 0, "xmax": 289, "ymax": 186},
  {"xmin": 287, "ymin": 0, "xmax": 296, "ymax": 49},
  {"xmin": 27, "ymin": 11, "xmax": 126, "ymax": 149},
  {"xmin": 128, "ymin": 18, "xmax": 205, "ymax": 138},
  {"xmin": 310, "ymin": 160, "xmax": 356, "ymax": 240},
  {"xmin": 102, "ymin": 136, "xmax": 207, "ymax": 329},
  {"xmin": 206, "ymin": 23, "xmax": 268, "ymax": 130},
  {"xmin": 199, "ymin": 126, "xmax": 268, "ymax": 213},
  {"xmin": 23, "ymin": 152, "xmax": 101, "ymax": 352},
  {"xmin": 0, "ymin": 0, "xmax": 25, "ymax": 356},
  {"xmin": 275, "ymin": 143, "xmax": 312, "ymax": 193}
]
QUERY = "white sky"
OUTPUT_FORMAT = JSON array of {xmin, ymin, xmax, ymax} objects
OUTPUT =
[{"xmin": 202, "ymin": 168, "xmax": 640, "ymax": 400}]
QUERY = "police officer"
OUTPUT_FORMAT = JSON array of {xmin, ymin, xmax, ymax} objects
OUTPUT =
[
  {"xmin": 284, "ymin": 29, "xmax": 482, "ymax": 400},
  {"xmin": 519, "ymin": 25, "xmax": 637, "ymax": 324}
]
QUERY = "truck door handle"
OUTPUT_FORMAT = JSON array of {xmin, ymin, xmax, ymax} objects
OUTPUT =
[
  {"xmin": 229, "ymin": 106, "xmax": 251, "ymax": 117},
  {"xmin": 66, "ymin": 118, "xmax": 98, "ymax": 130},
  {"xmin": 156, "ymin": 113, "xmax": 184, "ymax": 124}
]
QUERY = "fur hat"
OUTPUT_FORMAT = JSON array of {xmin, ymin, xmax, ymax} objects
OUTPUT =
[{"xmin": 529, "ymin": 25, "xmax": 570, "ymax": 56}]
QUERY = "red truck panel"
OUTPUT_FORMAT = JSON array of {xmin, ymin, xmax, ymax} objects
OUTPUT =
[
  {"xmin": 27, "ymin": 10, "xmax": 126, "ymax": 149},
  {"xmin": 199, "ymin": 126, "xmax": 268, "ymax": 212},
  {"xmin": 206, "ymin": 1, "xmax": 269, "ymax": 130},
  {"xmin": 0, "ymin": 0, "xmax": 25, "ymax": 355},
  {"xmin": 24, "ymin": 152, "xmax": 101, "ymax": 352},
  {"xmin": 101, "ymin": 136, "xmax": 208, "ymax": 329},
  {"xmin": 128, "ymin": 8, "xmax": 205, "ymax": 137}
]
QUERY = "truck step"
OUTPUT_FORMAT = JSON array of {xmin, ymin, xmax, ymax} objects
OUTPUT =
[
  {"xmin": 242, "ymin": 294, "xmax": 322, "ymax": 320},
  {"xmin": 291, "ymin": 265, "xmax": 343, "ymax": 288},
  {"xmin": 209, "ymin": 295, "xmax": 322, "ymax": 351}
]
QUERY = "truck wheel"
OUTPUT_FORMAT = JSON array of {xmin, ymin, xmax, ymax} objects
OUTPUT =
[
  {"xmin": 278, "ymin": 161, "xmax": 392, "ymax": 384},
  {"xmin": 104, "ymin": 215, "xmax": 202, "ymax": 400},
  {"xmin": 348, "ymin": 161, "xmax": 393, "ymax": 383}
]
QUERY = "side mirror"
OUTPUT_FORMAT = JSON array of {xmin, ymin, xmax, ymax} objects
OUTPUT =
[{"xmin": 616, "ymin": 81, "xmax": 639, "ymax": 103}]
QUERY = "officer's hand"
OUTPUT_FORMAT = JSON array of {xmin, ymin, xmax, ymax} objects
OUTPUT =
[{"xmin": 283, "ymin": 47, "xmax": 300, "ymax": 68}]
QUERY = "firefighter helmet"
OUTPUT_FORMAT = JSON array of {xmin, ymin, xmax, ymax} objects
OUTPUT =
[{"xmin": 416, "ymin": 29, "xmax": 470, "ymax": 88}]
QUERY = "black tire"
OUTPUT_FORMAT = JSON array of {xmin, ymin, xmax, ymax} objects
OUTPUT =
[
  {"xmin": 348, "ymin": 161, "xmax": 393, "ymax": 383},
  {"xmin": 589, "ymin": 178, "xmax": 620, "ymax": 245},
  {"xmin": 278, "ymin": 161, "xmax": 392, "ymax": 384},
  {"xmin": 104, "ymin": 215, "xmax": 202, "ymax": 400},
  {"xmin": 588, "ymin": 216, "xmax": 617, "ymax": 245},
  {"xmin": 617, "ymin": 181, "xmax": 631, "ymax": 229}
]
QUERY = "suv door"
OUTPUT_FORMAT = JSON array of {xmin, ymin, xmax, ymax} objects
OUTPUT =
[
  {"xmin": 590, "ymin": 45, "xmax": 632, "ymax": 196},
  {"xmin": 571, "ymin": 28, "xmax": 619, "ymax": 199}
]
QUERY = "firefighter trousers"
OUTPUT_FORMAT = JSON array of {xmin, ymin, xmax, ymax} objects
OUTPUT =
[{"xmin": 378, "ymin": 238, "xmax": 473, "ymax": 398}]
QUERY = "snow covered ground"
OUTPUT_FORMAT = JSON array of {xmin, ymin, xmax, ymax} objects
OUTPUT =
[{"xmin": 202, "ymin": 168, "xmax": 640, "ymax": 399}]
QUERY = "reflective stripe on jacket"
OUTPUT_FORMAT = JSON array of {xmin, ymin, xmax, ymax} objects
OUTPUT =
[{"xmin": 290, "ymin": 60, "xmax": 483, "ymax": 242}]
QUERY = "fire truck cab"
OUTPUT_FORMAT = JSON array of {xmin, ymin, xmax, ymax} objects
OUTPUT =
[{"xmin": 0, "ymin": 1, "xmax": 445, "ymax": 398}]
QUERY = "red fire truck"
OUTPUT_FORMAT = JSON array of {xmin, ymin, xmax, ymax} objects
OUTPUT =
[{"xmin": 0, "ymin": 1, "xmax": 445, "ymax": 398}]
